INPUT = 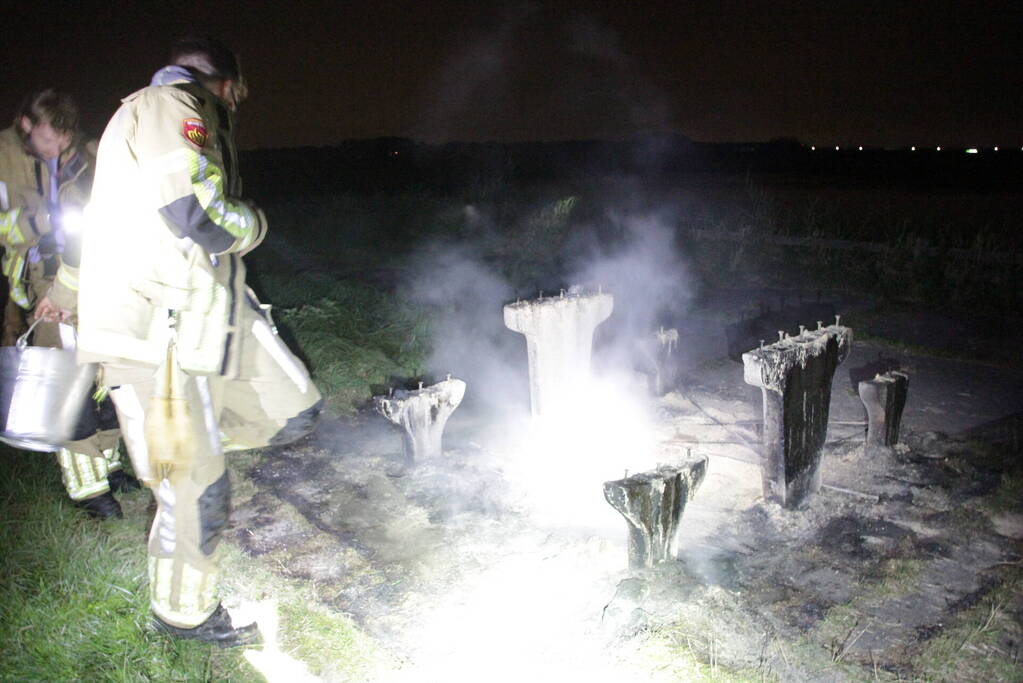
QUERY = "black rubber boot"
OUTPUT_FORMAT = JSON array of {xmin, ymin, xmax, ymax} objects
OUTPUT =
[
  {"xmin": 107, "ymin": 469, "xmax": 142, "ymax": 493},
  {"xmin": 74, "ymin": 492, "xmax": 123, "ymax": 520},
  {"xmin": 152, "ymin": 604, "xmax": 261, "ymax": 648}
]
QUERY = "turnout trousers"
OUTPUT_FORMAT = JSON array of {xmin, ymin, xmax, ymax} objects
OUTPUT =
[
  {"xmin": 58, "ymin": 430, "xmax": 124, "ymax": 500},
  {"xmin": 106, "ymin": 305, "xmax": 322, "ymax": 628}
]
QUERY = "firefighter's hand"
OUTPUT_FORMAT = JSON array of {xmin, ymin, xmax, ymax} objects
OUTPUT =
[{"xmin": 33, "ymin": 296, "xmax": 71, "ymax": 323}]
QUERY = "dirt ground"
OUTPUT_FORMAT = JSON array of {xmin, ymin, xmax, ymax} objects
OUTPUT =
[{"xmin": 228, "ymin": 292, "xmax": 1023, "ymax": 681}]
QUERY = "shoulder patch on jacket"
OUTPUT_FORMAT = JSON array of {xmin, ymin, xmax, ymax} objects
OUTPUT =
[{"xmin": 182, "ymin": 118, "xmax": 208, "ymax": 147}]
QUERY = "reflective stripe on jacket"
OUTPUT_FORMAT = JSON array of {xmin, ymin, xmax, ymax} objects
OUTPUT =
[{"xmin": 78, "ymin": 73, "xmax": 267, "ymax": 377}]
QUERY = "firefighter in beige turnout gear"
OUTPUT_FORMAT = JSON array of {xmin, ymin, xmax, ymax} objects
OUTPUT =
[
  {"xmin": 69, "ymin": 37, "xmax": 322, "ymax": 646},
  {"xmin": 0, "ymin": 90, "xmax": 137, "ymax": 519}
]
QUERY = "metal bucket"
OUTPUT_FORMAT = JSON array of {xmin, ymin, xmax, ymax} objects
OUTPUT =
[{"xmin": 0, "ymin": 321, "xmax": 98, "ymax": 452}]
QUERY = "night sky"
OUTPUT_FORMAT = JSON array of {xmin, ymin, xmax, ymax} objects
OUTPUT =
[{"xmin": 4, "ymin": 1, "xmax": 1020, "ymax": 150}]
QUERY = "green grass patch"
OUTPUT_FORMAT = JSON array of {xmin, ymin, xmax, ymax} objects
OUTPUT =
[
  {"xmin": 637, "ymin": 625, "xmax": 779, "ymax": 681},
  {"xmin": 987, "ymin": 470, "xmax": 1023, "ymax": 514},
  {"xmin": 0, "ymin": 446, "xmax": 389, "ymax": 681},
  {"xmin": 871, "ymin": 557, "xmax": 926, "ymax": 597},
  {"xmin": 0, "ymin": 447, "xmax": 255, "ymax": 680},
  {"xmin": 215, "ymin": 542, "xmax": 390, "ymax": 681},
  {"xmin": 912, "ymin": 572, "xmax": 1023, "ymax": 682},
  {"xmin": 254, "ymin": 275, "xmax": 431, "ymax": 415}
]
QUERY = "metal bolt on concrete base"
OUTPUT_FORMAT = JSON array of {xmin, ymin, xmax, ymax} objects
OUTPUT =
[
  {"xmin": 374, "ymin": 377, "xmax": 467, "ymax": 461},
  {"xmin": 742, "ymin": 323, "xmax": 852, "ymax": 508},
  {"xmin": 504, "ymin": 288, "xmax": 613, "ymax": 417},
  {"xmin": 858, "ymin": 370, "xmax": 909, "ymax": 450},
  {"xmin": 603, "ymin": 455, "xmax": 708, "ymax": 569}
]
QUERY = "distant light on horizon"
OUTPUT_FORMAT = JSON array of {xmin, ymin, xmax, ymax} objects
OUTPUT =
[
  {"xmin": 994, "ymin": 146, "xmax": 999, "ymax": 151},
  {"xmin": 811, "ymin": 146, "xmax": 815, "ymax": 151},
  {"xmin": 936, "ymin": 146, "xmax": 941, "ymax": 151},
  {"xmin": 911, "ymin": 146, "xmax": 916, "ymax": 151},
  {"xmin": 835, "ymin": 146, "xmax": 840, "ymax": 151},
  {"xmin": 858, "ymin": 146, "xmax": 863, "ymax": 151},
  {"xmin": 966, "ymin": 148, "xmax": 978, "ymax": 154}
]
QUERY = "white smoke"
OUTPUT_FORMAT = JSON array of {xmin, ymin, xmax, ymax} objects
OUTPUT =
[
  {"xmin": 414, "ymin": 10, "xmax": 674, "ymax": 142},
  {"xmin": 568, "ymin": 208, "xmax": 696, "ymax": 373},
  {"xmin": 399, "ymin": 202, "xmax": 695, "ymax": 527},
  {"xmin": 400, "ymin": 238, "xmax": 529, "ymax": 416}
]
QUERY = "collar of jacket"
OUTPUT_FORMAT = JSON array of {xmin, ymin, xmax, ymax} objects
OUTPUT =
[
  {"xmin": 59, "ymin": 145, "xmax": 89, "ymax": 183},
  {"xmin": 146, "ymin": 65, "xmax": 236, "ymax": 117},
  {"xmin": 149, "ymin": 64, "xmax": 200, "ymax": 87}
]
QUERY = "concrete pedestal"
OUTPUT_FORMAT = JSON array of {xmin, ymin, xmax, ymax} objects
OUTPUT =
[
  {"xmin": 504, "ymin": 290, "xmax": 613, "ymax": 417},
  {"xmin": 602, "ymin": 456, "xmax": 708, "ymax": 569},
  {"xmin": 374, "ymin": 377, "xmax": 466, "ymax": 461},
  {"xmin": 742, "ymin": 325, "xmax": 852, "ymax": 508},
  {"xmin": 858, "ymin": 371, "xmax": 909, "ymax": 449}
]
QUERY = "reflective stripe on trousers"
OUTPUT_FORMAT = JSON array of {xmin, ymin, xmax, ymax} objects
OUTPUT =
[
  {"xmin": 57, "ymin": 446, "xmax": 122, "ymax": 500},
  {"xmin": 110, "ymin": 379, "xmax": 224, "ymax": 628},
  {"xmin": 104, "ymin": 304, "xmax": 321, "ymax": 628}
]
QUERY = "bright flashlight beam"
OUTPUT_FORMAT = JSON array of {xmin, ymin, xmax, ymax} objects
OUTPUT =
[{"xmin": 59, "ymin": 206, "xmax": 86, "ymax": 235}]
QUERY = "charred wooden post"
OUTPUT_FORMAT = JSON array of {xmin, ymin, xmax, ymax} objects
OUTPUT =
[
  {"xmin": 504, "ymin": 289, "xmax": 613, "ymax": 417},
  {"xmin": 858, "ymin": 371, "xmax": 909, "ymax": 449},
  {"xmin": 742, "ymin": 323, "xmax": 852, "ymax": 508},
  {"xmin": 602, "ymin": 456, "xmax": 708, "ymax": 569},
  {"xmin": 374, "ymin": 377, "xmax": 466, "ymax": 461}
]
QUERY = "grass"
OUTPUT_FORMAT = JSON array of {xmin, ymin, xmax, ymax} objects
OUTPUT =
[
  {"xmin": 807, "ymin": 604, "xmax": 871, "ymax": 668},
  {"xmin": 273, "ymin": 290, "xmax": 429, "ymax": 414},
  {"xmin": 986, "ymin": 468, "xmax": 1023, "ymax": 514},
  {"xmin": 250, "ymin": 274, "xmax": 432, "ymax": 415},
  {"xmin": 0, "ymin": 445, "xmax": 388, "ymax": 681},
  {"xmin": 0, "ymin": 447, "xmax": 254, "ymax": 680},
  {"xmin": 871, "ymin": 557, "xmax": 925, "ymax": 597},
  {"xmin": 638, "ymin": 625, "xmax": 783, "ymax": 682},
  {"xmin": 913, "ymin": 573, "xmax": 1023, "ymax": 682}
]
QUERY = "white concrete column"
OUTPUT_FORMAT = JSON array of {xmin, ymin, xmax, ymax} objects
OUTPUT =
[{"xmin": 504, "ymin": 290, "xmax": 613, "ymax": 417}]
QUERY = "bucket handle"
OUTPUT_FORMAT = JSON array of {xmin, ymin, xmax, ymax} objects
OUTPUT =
[
  {"xmin": 15, "ymin": 319, "xmax": 43, "ymax": 351},
  {"xmin": 15, "ymin": 319, "xmax": 79, "ymax": 351}
]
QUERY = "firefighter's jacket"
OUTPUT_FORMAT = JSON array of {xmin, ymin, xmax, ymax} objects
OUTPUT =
[
  {"xmin": 74, "ymin": 68, "xmax": 267, "ymax": 377},
  {"xmin": 0, "ymin": 126, "xmax": 95, "ymax": 309}
]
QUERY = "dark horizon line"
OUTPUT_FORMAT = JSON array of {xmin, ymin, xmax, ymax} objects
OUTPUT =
[{"xmin": 239, "ymin": 135, "xmax": 1023, "ymax": 154}]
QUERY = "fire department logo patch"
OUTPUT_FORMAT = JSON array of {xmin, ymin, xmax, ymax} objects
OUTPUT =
[{"xmin": 182, "ymin": 118, "xmax": 208, "ymax": 147}]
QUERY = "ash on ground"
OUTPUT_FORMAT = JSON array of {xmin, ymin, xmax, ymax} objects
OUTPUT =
[{"xmin": 229, "ymin": 339, "xmax": 1023, "ymax": 681}]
